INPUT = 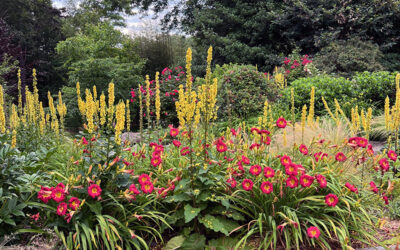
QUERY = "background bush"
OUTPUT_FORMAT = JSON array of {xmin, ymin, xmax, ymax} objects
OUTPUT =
[
  {"xmin": 313, "ymin": 38, "xmax": 384, "ymax": 77},
  {"xmin": 213, "ymin": 64, "xmax": 278, "ymax": 120}
]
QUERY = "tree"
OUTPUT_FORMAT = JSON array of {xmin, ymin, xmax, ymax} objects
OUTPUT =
[
  {"xmin": 56, "ymin": 22, "xmax": 145, "ymax": 100},
  {"xmin": 0, "ymin": 0, "xmax": 64, "ymax": 97}
]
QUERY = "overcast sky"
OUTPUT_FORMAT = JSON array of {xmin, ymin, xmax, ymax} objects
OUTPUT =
[{"xmin": 52, "ymin": 0, "xmax": 166, "ymax": 36}]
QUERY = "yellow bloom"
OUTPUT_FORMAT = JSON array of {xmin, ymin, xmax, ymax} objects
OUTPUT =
[
  {"xmin": 17, "ymin": 68, "xmax": 22, "ymax": 115},
  {"xmin": 0, "ymin": 85, "xmax": 5, "ymax": 133},
  {"xmin": 115, "ymin": 101, "xmax": 125, "ymax": 145},
  {"xmin": 155, "ymin": 72, "xmax": 160, "ymax": 126},
  {"xmin": 11, "ymin": 129, "xmax": 16, "ymax": 148},
  {"xmin": 307, "ymin": 87, "xmax": 315, "ymax": 126},
  {"xmin": 57, "ymin": 91, "xmax": 67, "ymax": 129},
  {"xmin": 100, "ymin": 92, "xmax": 106, "ymax": 126},
  {"xmin": 108, "ymin": 82, "xmax": 115, "ymax": 125},
  {"xmin": 138, "ymin": 84, "xmax": 144, "ymax": 135},
  {"xmin": 301, "ymin": 104, "xmax": 307, "ymax": 142},
  {"xmin": 126, "ymin": 99, "xmax": 130, "ymax": 131},
  {"xmin": 85, "ymin": 90, "xmax": 95, "ymax": 133}
]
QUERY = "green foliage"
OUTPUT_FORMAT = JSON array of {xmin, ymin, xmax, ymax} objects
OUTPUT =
[
  {"xmin": 0, "ymin": 54, "xmax": 18, "ymax": 85},
  {"xmin": 381, "ymin": 53, "xmax": 400, "ymax": 72},
  {"xmin": 353, "ymin": 71, "xmax": 398, "ymax": 108},
  {"xmin": 282, "ymin": 75, "xmax": 364, "ymax": 116},
  {"xmin": 313, "ymin": 38, "xmax": 384, "ymax": 77},
  {"xmin": 213, "ymin": 64, "xmax": 278, "ymax": 120},
  {"xmin": 56, "ymin": 22, "xmax": 145, "ymax": 100}
]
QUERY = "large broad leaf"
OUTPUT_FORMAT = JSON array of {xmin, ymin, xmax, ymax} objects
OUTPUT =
[
  {"xmin": 180, "ymin": 233, "xmax": 206, "ymax": 250},
  {"xmin": 184, "ymin": 204, "xmax": 201, "ymax": 223},
  {"xmin": 162, "ymin": 235, "xmax": 185, "ymax": 250},
  {"xmin": 199, "ymin": 215, "xmax": 239, "ymax": 236}
]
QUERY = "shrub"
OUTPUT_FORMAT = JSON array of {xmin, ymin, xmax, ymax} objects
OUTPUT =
[
  {"xmin": 282, "ymin": 75, "xmax": 367, "ymax": 116},
  {"xmin": 213, "ymin": 64, "xmax": 278, "ymax": 120},
  {"xmin": 353, "ymin": 71, "xmax": 398, "ymax": 108},
  {"xmin": 313, "ymin": 38, "xmax": 384, "ymax": 77}
]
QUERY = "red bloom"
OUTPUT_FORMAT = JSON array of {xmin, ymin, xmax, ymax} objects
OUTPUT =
[
  {"xmin": 370, "ymin": 181, "xmax": 379, "ymax": 193},
  {"xmin": 345, "ymin": 182, "xmax": 358, "ymax": 194},
  {"xmin": 325, "ymin": 194, "xmax": 339, "ymax": 207},
  {"xmin": 180, "ymin": 147, "xmax": 191, "ymax": 156},
  {"xmin": 57, "ymin": 202, "xmax": 68, "ymax": 216},
  {"xmin": 348, "ymin": 137, "xmax": 359, "ymax": 146},
  {"xmin": 169, "ymin": 127, "xmax": 179, "ymax": 137},
  {"xmin": 138, "ymin": 174, "xmax": 151, "ymax": 185},
  {"xmin": 242, "ymin": 179, "xmax": 254, "ymax": 191},
  {"xmin": 141, "ymin": 181, "xmax": 154, "ymax": 194},
  {"xmin": 241, "ymin": 156, "xmax": 250, "ymax": 165},
  {"xmin": 307, "ymin": 226, "xmax": 320, "ymax": 238},
  {"xmin": 88, "ymin": 184, "xmax": 102, "ymax": 198},
  {"xmin": 383, "ymin": 195, "xmax": 389, "ymax": 205},
  {"xmin": 249, "ymin": 165, "xmax": 262, "ymax": 176},
  {"xmin": 231, "ymin": 128, "xmax": 238, "ymax": 136},
  {"xmin": 51, "ymin": 187, "xmax": 65, "ymax": 203},
  {"xmin": 388, "ymin": 150, "xmax": 397, "ymax": 161},
  {"xmin": 216, "ymin": 140, "xmax": 228, "ymax": 153},
  {"xmin": 285, "ymin": 163, "xmax": 298, "ymax": 176},
  {"xmin": 262, "ymin": 136, "xmax": 271, "ymax": 145},
  {"xmin": 315, "ymin": 175, "xmax": 327, "ymax": 188},
  {"xmin": 250, "ymin": 127, "xmax": 260, "ymax": 134},
  {"xmin": 379, "ymin": 158, "xmax": 390, "ymax": 172},
  {"xmin": 284, "ymin": 57, "xmax": 291, "ymax": 65},
  {"xmin": 357, "ymin": 137, "xmax": 368, "ymax": 148},
  {"xmin": 31, "ymin": 213, "xmax": 40, "ymax": 221},
  {"xmin": 227, "ymin": 178, "xmax": 237, "ymax": 188},
  {"xmin": 299, "ymin": 144, "xmax": 308, "ymax": 155},
  {"xmin": 263, "ymin": 167, "xmax": 275, "ymax": 178},
  {"xmin": 69, "ymin": 197, "xmax": 80, "ymax": 211},
  {"xmin": 172, "ymin": 140, "xmax": 181, "ymax": 148},
  {"xmin": 38, "ymin": 186, "xmax": 52, "ymax": 203},
  {"xmin": 280, "ymin": 155, "xmax": 292, "ymax": 167},
  {"xmin": 151, "ymin": 157, "xmax": 162, "ymax": 167},
  {"xmin": 276, "ymin": 117, "xmax": 287, "ymax": 128},
  {"xmin": 129, "ymin": 184, "xmax": 141, "ymax": 194},
  {"xmin": 286, "ymin": 176, "xmax": 298, "ymax": 188},
  {"xmin": 249, "ymin": 143, "xmax": 260, "ymax": 150},
  {"xmin": 260, "ymin": 181, "xmax": 273, "ymax": 194},
  {"xmin": 335, "ymin": 152, "xmax": 347, "ymax": 162},
  {"xmin": 300, "ymin": 174, "xmax": 314, "ymax": 187},
  {"xmin": 82, "ymin": 137, "xmax": 88, "ymax": 145},
  {"xmin": 367, "ymin": 144, "xmax": 374, "ymax": 155}
]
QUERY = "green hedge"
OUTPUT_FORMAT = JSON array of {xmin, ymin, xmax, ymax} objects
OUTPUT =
[{"xmin": 282, "ymin": 71, "xmax": 398, "ymax": 116}]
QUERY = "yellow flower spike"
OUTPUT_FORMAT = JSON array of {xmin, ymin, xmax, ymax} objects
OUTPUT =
[
  {"xmin": 17, "ymin": 68, "xmax": 22, "ymax": 116},
  {"xmin": 385, "ymin": 96, "xmax": 390, "ymax": 130},
  {"xmin": 39, "ymin": 102, "xmax": 45, "ymax": 135},
  {"xmin": 11, "ymin": 129, "xmax": 17, "ymax": 148},
  {"xmin": 85, "ymin": 90, "xmax": 95, "ymax": 134},
  {"xmin": 108, "ymin": 82, "xmax": 115, "ymax": 126},
  {"xmin": 366, "ymin": 108, "xmax": 372, "ymax": 139},
  {"xmin": 155, "ymin": 72, "xmax": 160, "ymax": 126},
  {"xmin": 0, "ymin": 85, "xmax": 5, "ymax": 133},
  {"xmin": 126, "ymin": 99, "xmax": 130, "ymax": 131},
  {"xmin": 138, "ymin": 85, "xmax": 144, "ymax": 137},
  {"xmin": 283, "ymin": 129, "xmax": 287, "ymax": 147},
  {"xmin": 99, "ymin": 92, "xmax": 106, "ymax": 126},
  {"xmin": 57, "ymin": 91, "xmax": 67, "ymax": 129},
  {"xmin": 321, "ymin": 96, "xmax": 336, "ymax": 122},
  {"xmin": 10, "ymin": 104, "xmax": 20, "ymax": 130},
  {"xmin": 115, "ymin": 101, "xmax": 126, "ymax": 145}
]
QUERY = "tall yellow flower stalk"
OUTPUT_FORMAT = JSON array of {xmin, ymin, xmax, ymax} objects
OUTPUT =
[
  {"xmin": 301, "ymin": 105, "xmax": 307, "ymax": 143},
  {"xmin": 0, "ymin": 85, "xmax": 5, "ymax": 133},
  {"xmin": 11, "ymin": 129, "xmax": 16, "ymax": 148},
  {"xmin": 32, "ymin": 69, "xmax": 40, "ymax": 118},
  {"xmin": 145, "ymin": 75, "xmax": 151, "ymax": 127},
  {"xmin": 39, "ymin": 102, "xmax": 45, "ymax": 135},
  {"xmin": 126, "ymin": 99, "xmax": 130, "ymax": 131},
  {"xmin": 48, "ymin": 91, "xmax": 59, "ymax": 134},
  {"xmin": 85, "ymin": 90, "xmax": 95, "ymax": 134},
  {"xmin": 115, "ymin": 101, "xmax": 125, "ymax": 145},
  {"xmin": 261, "ymin": 100, "xmax": 269, "ymax": 129},
  {"xmin": 77, "ymin": 82, "xmax": 86, "ymax": 117},
  {"xmin": 385, "ymin": 96, "xmax": 390, "ymax": 130},
  {"xmin": 25, "ymin": 87, "xmax": 36, "ymax": 124},
  {"xmin": 10, "ymin": 104, "xmax": 19, "ymax": 130},
  {"xmin": 108, "ymin": 82, "xmax": 115, "ymax": 126},
  {"xmin": 17, "ymin": 68, "xmax": 22, "ymax": 116},
  {"xmin": 366, "ymin": 107, "xmax": 373, "ymax": 139},
  {"xmin": 155, "ymin": 72, "xmax": 160, "ymax": 126},
  {"xmin": 307, "ymin": 87, "xmax": 315, "ymax": 126},
  {"xmin": 100, "ymin": 92, "xmax": 106, "ymax": 126},
  {"xmin": 57, "ymin": 91, "xmax": 67, "ymax": 129},
  {"xmin": 176, "ymin": 48, "xmax": 197, "ymax": 128}
]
